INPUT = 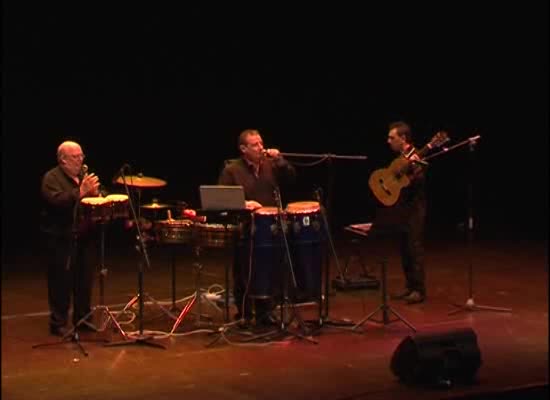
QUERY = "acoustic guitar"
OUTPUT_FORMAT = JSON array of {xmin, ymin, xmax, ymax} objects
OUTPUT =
[{"xmin": 368, "ymin": 131, "xmax": 449, "ymax": 206}]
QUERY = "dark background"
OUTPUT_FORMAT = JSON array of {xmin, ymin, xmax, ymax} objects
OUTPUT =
[{"xmin": 2, "ymin": 3, "xmax": 548, "ymax": 259}]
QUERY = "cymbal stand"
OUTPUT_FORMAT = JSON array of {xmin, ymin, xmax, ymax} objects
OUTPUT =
[
  {"xmin": 104, "ymin": 166, "xmax": 166, "ymax": 349},
  {"xmin": 117, "ymin": 178, "xmax": 177, "ymax": 321}
]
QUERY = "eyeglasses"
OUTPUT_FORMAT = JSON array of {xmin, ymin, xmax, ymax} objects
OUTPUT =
[{"xmin": 66, "ymin": 154, "xmax": 85, "ymax": 160}]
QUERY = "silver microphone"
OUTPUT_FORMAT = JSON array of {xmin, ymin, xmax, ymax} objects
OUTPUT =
[
  {"xmin": 262, "ymin": 149, "xmax": 278, "ymax": 158},
  {"xmin": 80, "ymin": 164, "xmax": 89, "ymax": 179}
]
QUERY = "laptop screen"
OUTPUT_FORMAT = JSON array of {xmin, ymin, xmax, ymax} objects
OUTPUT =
[{"xmin": 199, "ymin": 185, "xmax": 246, "ymax": 210}]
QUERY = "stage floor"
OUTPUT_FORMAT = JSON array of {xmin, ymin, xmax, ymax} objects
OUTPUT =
[{"xmin": 2, "ymin": 234, "xmax": 548, "ymax": 400}]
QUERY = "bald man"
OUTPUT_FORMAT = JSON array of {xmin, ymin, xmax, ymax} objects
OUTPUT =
[{"xmin": 40, "ymin": 141, "xmax": 101, "ymax": 336}]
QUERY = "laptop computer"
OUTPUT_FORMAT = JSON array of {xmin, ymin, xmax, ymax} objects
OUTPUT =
[{"xmin": 199, "ymin": 185, "xmax": 246, "ymax": 211}]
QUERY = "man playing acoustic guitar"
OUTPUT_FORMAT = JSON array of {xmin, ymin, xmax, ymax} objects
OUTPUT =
[{"xmin": 386, "ymin": 121, "xmax": 427, "ymax": 304}]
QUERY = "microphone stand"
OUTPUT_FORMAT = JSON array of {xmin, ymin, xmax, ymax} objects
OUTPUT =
[
  {"xmin": 447, "ymin": 136, "xmax": 512, "ymax": 315},
  {"xmin": 280, "ymin": 152, "xmax": 368, "ymax": 325},
  {"xmin": 307, "ymin": 187, "xmax": 357, "ymax": 330},
  {"xmin": 104, "ymin": 166, "xmax": 166, "ymax": 349}
]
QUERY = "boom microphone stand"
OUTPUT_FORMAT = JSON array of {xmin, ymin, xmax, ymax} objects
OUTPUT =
[
  {"xmin": 309, "ymin": 187, "xmax": 356, "ymax": 329},
  {"xmin": 445, "ymin": 136, "xmax": 512, "ymax": 315}
]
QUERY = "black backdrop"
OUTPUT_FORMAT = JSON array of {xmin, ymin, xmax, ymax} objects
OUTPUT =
[{"xmin": 3, "ymin": 3, "xmax": 548, "ymax": 258}]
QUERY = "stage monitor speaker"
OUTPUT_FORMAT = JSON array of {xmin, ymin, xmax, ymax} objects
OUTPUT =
[{"xmin": 390, "ymin": 327, "xmax": 482, "ymax": 387}]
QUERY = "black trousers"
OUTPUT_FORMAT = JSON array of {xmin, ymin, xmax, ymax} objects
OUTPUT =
[
  {"xmin": 399, "ymin": 202, "xmax": 427, "ymax": 295},
  {"xmin": 42, "ymin": 232, "xmax": 96, "ymax": 328}
]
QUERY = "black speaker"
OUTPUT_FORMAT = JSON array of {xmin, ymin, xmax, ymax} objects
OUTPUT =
[{"xmin": 390, "ymin": 328, "xmax": 482, "ymax": 386}]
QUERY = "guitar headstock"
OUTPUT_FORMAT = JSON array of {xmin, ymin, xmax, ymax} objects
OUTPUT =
[{"xmin": 428, "ymin": 131, "xmax": 450, "ymax": 149}]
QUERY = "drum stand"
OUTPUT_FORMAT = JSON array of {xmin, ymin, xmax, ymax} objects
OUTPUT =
[
  {"xmin": 254, "ymin": 187, "xmax": 318, "ymax": 345},
  {"xmin": 69, "ymin": 219, "xmax": 127, "ymax": 341},
  {"xmin": 206, "ymin": 217, "xmax": 272, "ymax": 348},
  {"xmin": 104, "ymin": 170, "xmax": 166, "ymax": 349},
  {"xmin": 168, "ymin": 246, "xmax": 181, "ymax": 313},
  {"xmin": 170, "ymin": 244, "xmax": 215, "ymax": 333}
]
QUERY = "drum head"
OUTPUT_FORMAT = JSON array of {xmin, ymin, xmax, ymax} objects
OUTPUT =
[
  {"xmin": 105, "ymin": 194, "xmax": 128, "ymax": 202},
  {"xmin": 254, "ymin": 206, "xmax": 279, "ymax": 216},
  {"xmin": 286, "ymin": 201, "xmax": 320, "ymax": 214},
  {"xmin": 81, "ymin": 197, "xmax": 111, "ymax": 206}
]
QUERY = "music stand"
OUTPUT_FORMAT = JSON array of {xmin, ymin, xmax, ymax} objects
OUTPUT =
[{"xmin": 349, "ymin": 208, "xmax": 417, "ymax": 333}]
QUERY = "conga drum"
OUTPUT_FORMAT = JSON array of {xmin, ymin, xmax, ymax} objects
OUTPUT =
[
  {"xmin": 104, "ymin": 194, "xmax": 129, "ymax": 219},
  {"xmin": 80, "ymin": 197, "xmax": 113, "ymax": 223},
  {"xmin": 248, "ymin": 207, "xmax": 285, "ymax": 299},
  {"xmin": 285, "ymin": 201, "xmax": 324, "ymax": 302}
]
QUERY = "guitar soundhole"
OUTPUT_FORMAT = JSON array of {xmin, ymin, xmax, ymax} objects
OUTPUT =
[{"xmin": 379, "ymin": 179, "xmax": 391, "ymax": 195}]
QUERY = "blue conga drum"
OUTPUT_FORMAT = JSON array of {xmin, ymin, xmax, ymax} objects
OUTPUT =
[
  {"xmin": 248, "ymin": 207, "xmax": 285, "ymax": 299},
  {"xmin": 285, "ymin": 201, "xmax": 324, "ymax": 302}
]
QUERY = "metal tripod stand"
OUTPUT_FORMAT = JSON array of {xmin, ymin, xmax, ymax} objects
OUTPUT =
[{"xmin": 170, "ymin": 244, "xmax": 215, "ymax": 333}]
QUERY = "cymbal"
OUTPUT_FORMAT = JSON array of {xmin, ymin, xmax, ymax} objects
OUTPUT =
[
  {"xmin": 141, "ymin": 202, "xmax": 172, "ymax": 210},
  {"xmin": 114, "ymin": 175, "xmax": 167, "ymax": 188}
]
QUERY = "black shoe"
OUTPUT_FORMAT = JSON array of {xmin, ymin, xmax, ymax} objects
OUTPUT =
[
  {"xmin": 76, "ymin": 322, "xmax": 98, "ymax": 333},
  {"xmin": 391, "ymin": 289, "xmax": 413, "ymax": 300},
  {"xmin": 49, "ymin": 325, "xmax": 71, "ymax": 337},
  {"xmin": 404, "ymin": 291, "xmax": 425, "ymax": 304},
  {"xmin": 235, "ymin": 319, "xmax": 252, "ymax": 330},
  {"xmin": 256, "ymin": 314, "xmax": 279, "ymax": 328},
  {"xmin": 234, "ymin": 312, "xmax": 252, "ymax": 322}
]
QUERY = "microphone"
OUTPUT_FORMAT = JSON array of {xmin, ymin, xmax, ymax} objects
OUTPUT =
[
  {"xmin": 79, "ymin": 164, "xmax": 88, "ymax": 180},
  {"xmin": 112, "ymin": 163, "xmax": 130, "ymax": 183},
  {"xmin": 313, "ymin": 186, "xmax": 323, "ymax": 202},
  {"xmin": 261, "ymin": 149, "xmax": 278, "ymax": 158}
]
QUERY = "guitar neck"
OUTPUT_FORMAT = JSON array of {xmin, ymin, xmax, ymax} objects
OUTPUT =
[{"xmin": 415, "ymin": 143, "xmax": 433, "ymax": 158}]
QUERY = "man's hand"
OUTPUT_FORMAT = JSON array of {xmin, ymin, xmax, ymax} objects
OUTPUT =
[
  {"xmin": 264, "ymin": 148, "xmax": 281, "ymax": 159},
  {"xmin": 245, "ymin": 200, "xmax": 262, "ymax": 211},
  {"xmin": 80, "ymin": 173, "xmax": 100, "ymax": 198},
  {"xmin": 406, "ymin": 153, "xmax": 426, "ymax": 180}
]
